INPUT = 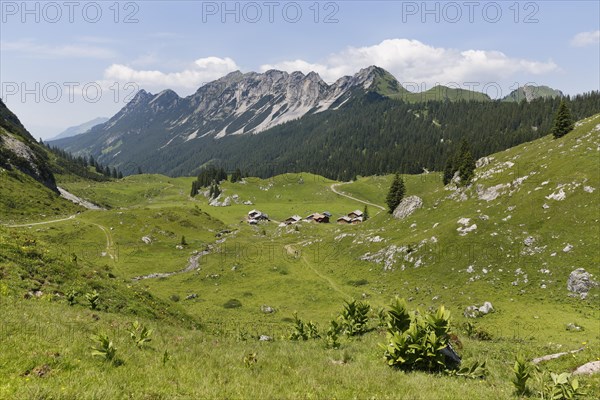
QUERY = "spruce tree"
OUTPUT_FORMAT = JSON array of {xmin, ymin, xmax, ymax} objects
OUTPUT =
[
  {"xmin": 443, "ymin": 156, "xmax": 455, "ymax": 185},
  {"xmin": 551, "ymin": 100, "xmax": 574, "ymax": 139},
  {"xmin": 363, "ymin": 205, "xmax": 369, "ymax": 221},
  {"xmin": 458, "ymin": 149, "xmax": 475, "ymax": 184},
  {"xmin": 386, "ymin": 173, "xmax": 405, "ymax": 214}
]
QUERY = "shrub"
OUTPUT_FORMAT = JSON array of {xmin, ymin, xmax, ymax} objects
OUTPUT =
[
  {"xmin": 169, "ymin": 294, "xmax": 180, "ymax": 302},
  {"xmin": 223, "ymin": 299, "xmax": 242, "ymax": 309},
  {"xmin": 347, "ymin": 279, "xmax": 368, "ymax": 287}
]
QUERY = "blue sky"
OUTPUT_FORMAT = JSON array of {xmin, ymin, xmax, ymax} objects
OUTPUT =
[{"xmin": 1, "ymin": 0, "xmax": 598, "ymax": 139}]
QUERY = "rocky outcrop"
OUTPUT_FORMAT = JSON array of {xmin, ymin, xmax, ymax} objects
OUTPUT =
[
  {"xmin": 567, "ymin": 268, "xmax": 598, "ymax": 299},
  {"xmin": 393, "ymin": 196, "xmax": 423, "ymax": 219}
]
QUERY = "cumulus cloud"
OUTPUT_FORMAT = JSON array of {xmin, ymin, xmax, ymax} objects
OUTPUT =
[
  {"xmin": 261, "ymin": 39, "xmax": 558, "ymax": 87},
  {"xmin": 101, "ymin": 57, "xmax": 240, "ymax": 91},
  {"xmin": 570, "ymin": 30, "xmax": 600, "ymax": 47}
]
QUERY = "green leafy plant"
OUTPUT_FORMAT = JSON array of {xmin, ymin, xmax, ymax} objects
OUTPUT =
[
  {"xmin": 386, "ymin": 297, "xmax": 411, "ymax": 333},
  {"xmin": 127, "ymin": 320, "xmax": 153, "ymax": 349},
  {"xmin": 381, "ymin": 299, "xmax": 465, "ymax": 373},
  {"xmin": 449, "ymin": 360, "xmax": 488, "ymax": 379},
  {"xmin": 512, "ymin": 354, "xmax": 533, "ymax": 395},
  {"xmin": 162, "ymin": 349, "xmax": 171, "ymax": 366},
  {"xmin": 325, "ymin": 320, "xmax": 341, "ymax": 349},
  {"xmin": 65, "ymin": 288, "xmax": 77, "ymax": 306},
  {"xmin": 85, "ymin": 290, "xmax": 99, "ymax": 310},
  {"xmin": 338, "ymin": 299, "xmax": 371, "ymax": 336},
  {"xmin": 463, "ymin": 321, "xmax": 492, "ymax": 341},
  {"xmin": 90, "ymin": 333, "xmax": 116, "ymax": 363},
  {"xmin": 243, "ymin": 352, "xmax": 257, "ymax": 368},
  {"xmin": 541, "ymin": 372, "xmax": 585, "ymax": 399},
  {"xmin": 289, "ymin": 313, "xmax": 320, "ymax": 341}
]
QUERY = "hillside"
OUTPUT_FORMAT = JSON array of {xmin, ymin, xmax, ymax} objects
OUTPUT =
[
  {"xmin": 1, "ymin": 112, "xmax": 599, "ymax": 398},
  {"xmin": 49, "ymin": 117, "xmax": 109, "ymax": 141},
  {"xmin": 503, "ymin": 85, "xmax": 564, "ymax": 103},
  {"xmin": 0, "ymin": 101, "xmax": 121, "ymax": 224},
  {"xmin": 51, "ymin": 91, "xmax": 600, "ymax": 179}
]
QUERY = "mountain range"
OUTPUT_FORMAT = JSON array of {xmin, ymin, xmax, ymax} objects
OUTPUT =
[
  {"xmin": 50, "ymin": 117, "xmax": 109, "ymax": 141},
  {"xmin": 49, "ymin": 66, "xmax": 576, "ymax": 178}
]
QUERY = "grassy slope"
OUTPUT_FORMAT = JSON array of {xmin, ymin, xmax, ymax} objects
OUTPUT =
[
  {"xmin": 390, "ymin": 85, "xmax": 492, "ymax": 103},
  {"xmin": 1, "ymin": 115, "xmax": 599, "ymax": 398}
]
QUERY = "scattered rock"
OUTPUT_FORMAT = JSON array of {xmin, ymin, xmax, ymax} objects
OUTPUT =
[
  {"xmin": 476, "ymin": 183, "xmax": 509, "ymax": 202},
  {"xmin": 563, "ymin": 244, "xmax": 574, "ymax": 253},
  {"xmin": 463, "ymin": 306, "xmax": 479, "ymax": 318},
  {"xmin": 524, "ymin": 236, "xmax": 535, "ymax": 246},
  {"xmin": 259, "ymin": 335, "xmax": 273, "ymax": 342},
  {"xmin": 583, "ymin": 186, "xmax": 595, "ymax": 193},
  {"xmin": 478, "ymin": 302, "xmax": 494, "ymax": 315},
  {"xmin": 546, "ymin": 188, "xmax": 566, "ymax": 201},
  {"xmin": 175, "ymin": 245, "xmax": 184, "ymax": 250},
  {"xmin": 210, "ymin": 195, "xmax": 232, "ymax": 207},
  {"xmin": 464, "ymin": 302, "xmax": 493, "ymax": 318},
  {"xmin": 532, "ymin": 347, "xmax": 585, "ymax": 364},
  {"xmin": 457, "ymin": 218, "xmax": 471, "ymax": 226},
  {"xmin": 185, "ymin": 293, "xmax": 198, "ymax": 300},
  {"xmin": 141, "ymin": 236, "xmax": 152, "ymax": 244},
  {"xmin": 392, "ymin": 196, "xmax": 423, "ymax": 219},
  {"xmin": 567, "ymin": 268, "xmax": 598, "ymax": 298},
  {"xmin": 260, "ymin": 305, "xmax": 275, "ymax": 314},
  {"xmin": 573, "ymin": 361, "xmax": 600, "ymax": 375},
  {"xmin": 475, "ymin": 156, "xmax": 492, "ymax": 168},
  {"xmin": 457, "ymin": 224, "xmax": 477, "ymax": 236},
  {"xmin": 566, "ymin": 323, "xmax": 583, "ymax": 332}
]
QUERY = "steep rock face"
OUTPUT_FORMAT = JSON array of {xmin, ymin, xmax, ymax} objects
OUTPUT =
[{"xmin": 0, "ymin": 99, "xmax": 57, "ymax": 191}]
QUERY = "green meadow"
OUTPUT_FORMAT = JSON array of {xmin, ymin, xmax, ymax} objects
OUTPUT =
[{"xmin": 1, "ymin": 114, "xmax": 599, "ymax": 399}]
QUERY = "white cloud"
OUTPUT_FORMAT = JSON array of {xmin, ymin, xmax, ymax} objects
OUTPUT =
[
  {"xmin": 570, "ymin": 30, "xmax": 600, "ymax": 47},
  {"xmin": 1, "ymin": 39, "xmax": 115, "ymax": 59},
  {"xmin": 260, "ymin": 38, "xmax": 558, "ymax": 87},
  {"xmin": 102, "ymin": 57, "xmax": 240, "ymax": 92}
]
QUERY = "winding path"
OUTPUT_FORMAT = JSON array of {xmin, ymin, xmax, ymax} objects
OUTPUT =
[
  {"xmin": 91, "ymin": 222, "xmax": 117, "ymax": 261},
  {"xmin": 330, "ymin": 183, "xmax": 386, "ymax": 212},
  {"xmin": 284, "ymin": 243, "xmax": 349, "ymax": 299},
  {"xmin": 5, "ymin": 214, "xmax": 78, "ymax": 228}
]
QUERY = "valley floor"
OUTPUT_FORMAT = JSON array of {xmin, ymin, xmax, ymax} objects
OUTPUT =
[{"xmin": 1, "ymin": 115, "xmax": 600, "ymax": 399}]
